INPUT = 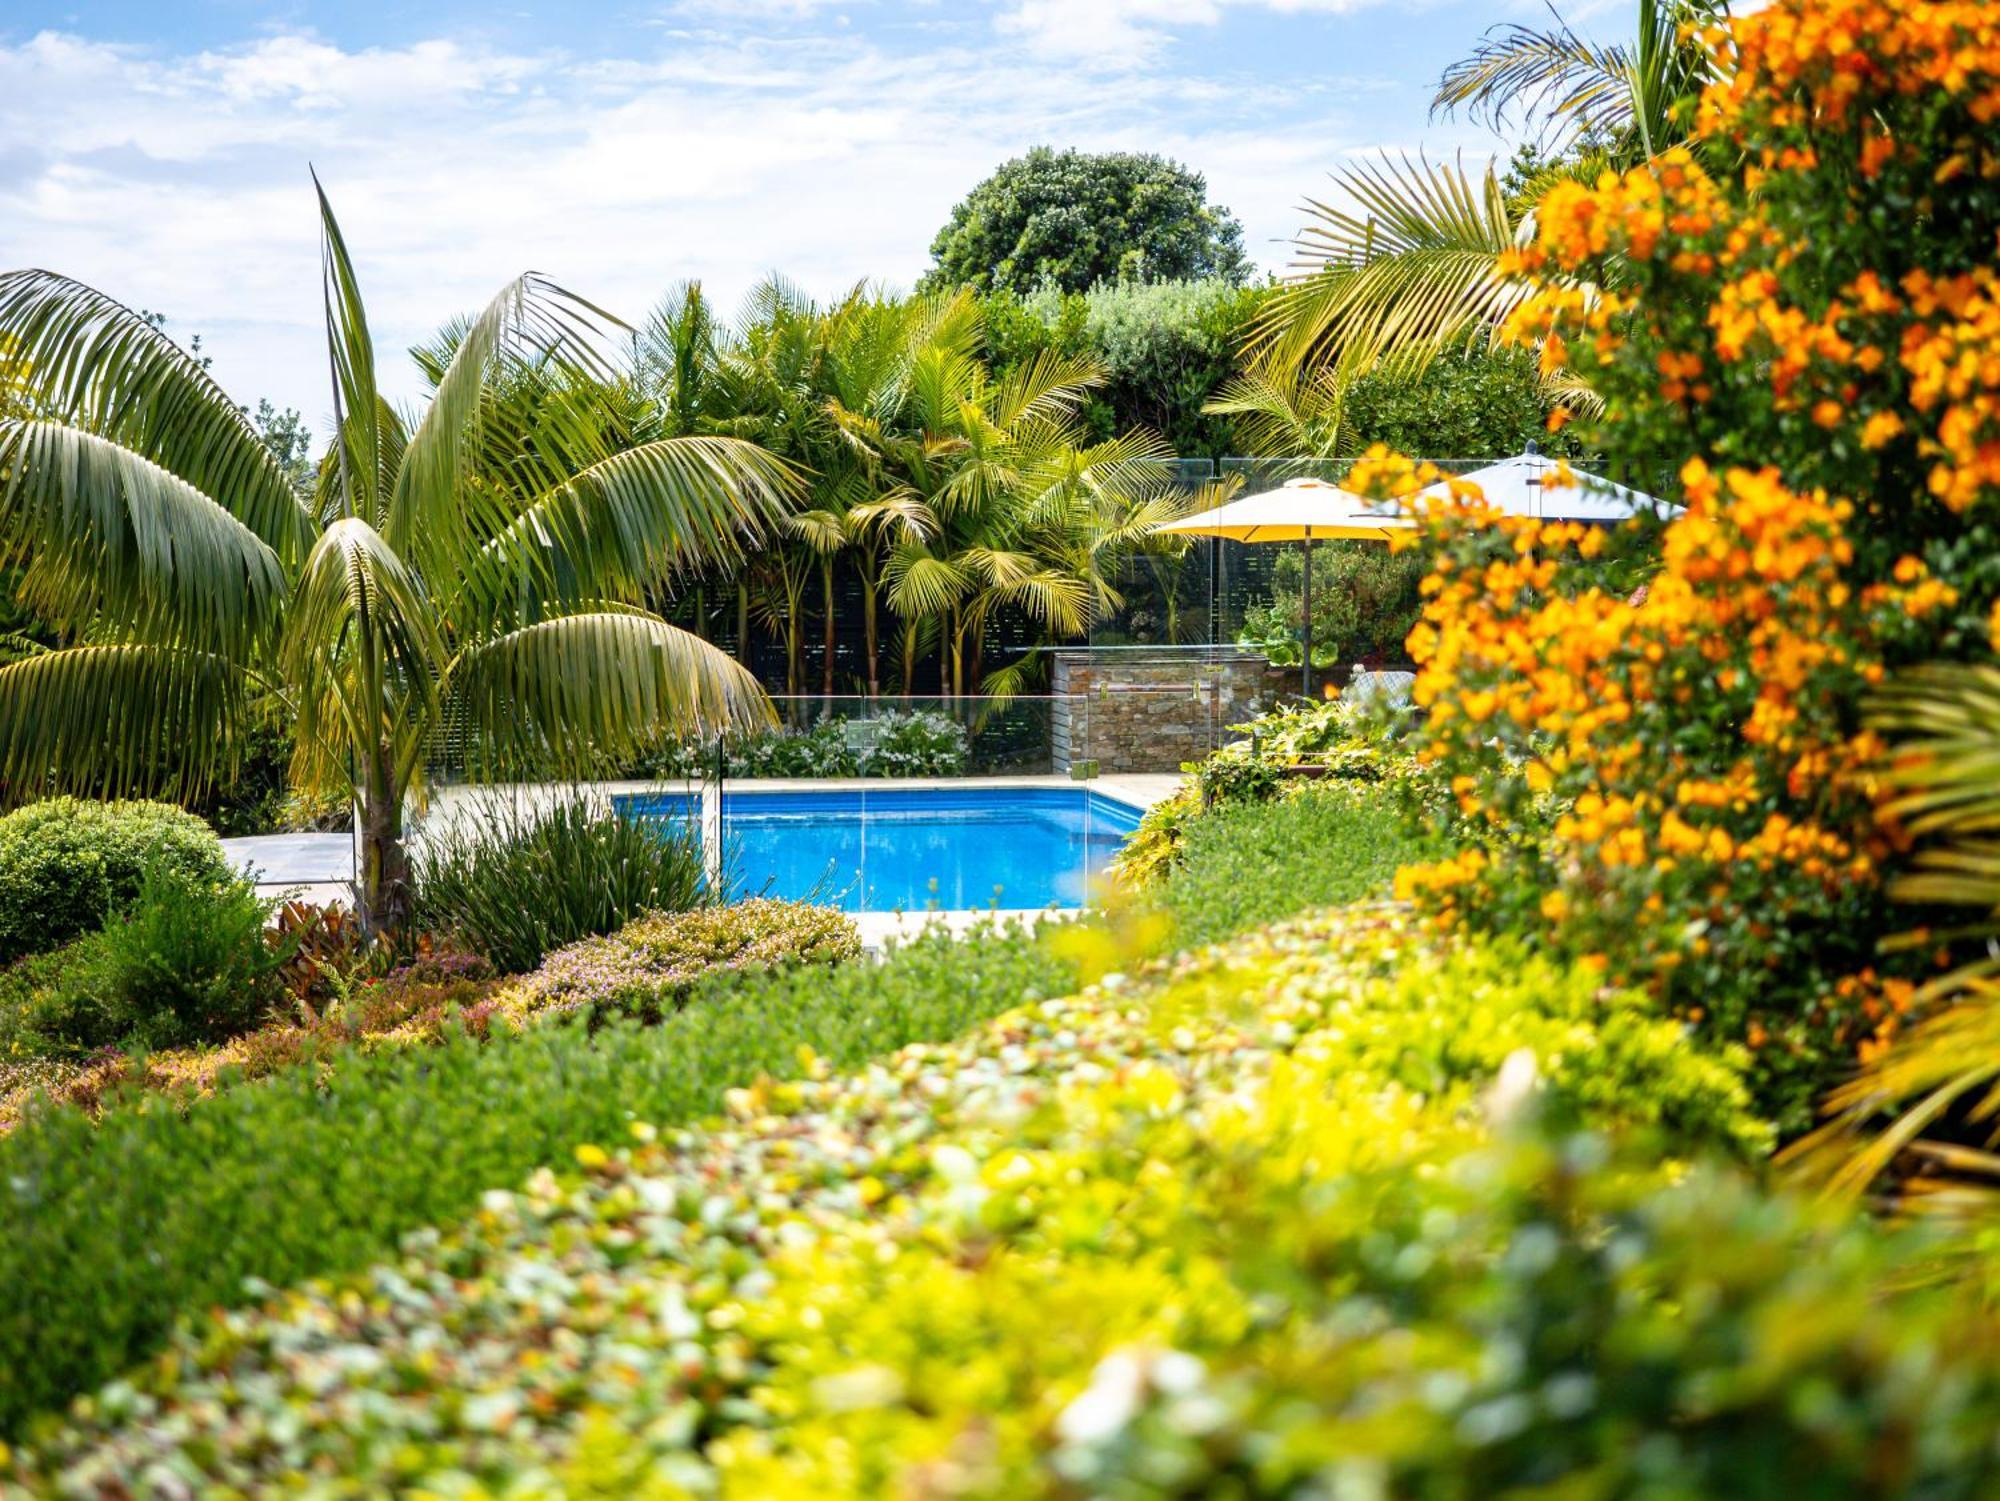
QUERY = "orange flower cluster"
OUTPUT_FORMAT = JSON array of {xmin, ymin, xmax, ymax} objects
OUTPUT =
[
  {"xmin": 1900, "ymin": 268, "xmax": 2000, "ymax": 510},
  {"xmin": 1699, "ymin": 0, "xmax": 2000, "ymax": 133},
  {"xmin": 1377, "ymin": 0, "xmax": 2000, "ymax": 1127}
]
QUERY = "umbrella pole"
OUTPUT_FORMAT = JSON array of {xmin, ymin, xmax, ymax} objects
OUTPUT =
[{"xmin": 1301, "ymin": 528, "xmax": 1314, "ymax": 699}]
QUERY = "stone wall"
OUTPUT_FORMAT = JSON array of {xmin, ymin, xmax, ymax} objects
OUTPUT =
[{"xmin": 1049, "ymin": 649, "xmax": 1274, "ymax": 774}]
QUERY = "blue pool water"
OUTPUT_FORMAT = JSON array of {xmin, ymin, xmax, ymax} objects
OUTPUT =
[{"xmin": 615, "ymin": 787, "xmax": 1143, "ymax": 912}]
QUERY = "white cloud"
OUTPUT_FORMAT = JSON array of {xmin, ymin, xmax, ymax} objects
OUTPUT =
[
  {"xmin": 992, "ymin": 0, "xmax": 1385, "ymax": 63},
  {"xmin": 0, "ymin": 12, "xmax": 1486, "ymax": 423}
]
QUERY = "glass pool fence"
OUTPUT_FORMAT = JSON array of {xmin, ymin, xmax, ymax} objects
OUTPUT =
[{"xmin": 615, "ymin": 688, "xmax": 1234, "ymax": 914}]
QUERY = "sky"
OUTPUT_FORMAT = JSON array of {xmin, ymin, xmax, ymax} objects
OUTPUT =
[{"xmin": 0, "ymin": 0, "xmax": 1629, "ymax": 423}]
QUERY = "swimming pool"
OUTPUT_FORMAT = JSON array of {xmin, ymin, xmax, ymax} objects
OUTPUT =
[{"xmin": 614, "ymin": 786, "xmax": 1143, "ymax": 913}]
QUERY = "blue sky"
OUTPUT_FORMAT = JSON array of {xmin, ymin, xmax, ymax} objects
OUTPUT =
[{"xmin": 0, "ymin": 1, "xmax": 1627, "ymax": 419}]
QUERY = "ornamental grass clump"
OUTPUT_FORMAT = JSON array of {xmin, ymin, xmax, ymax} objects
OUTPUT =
[
  {"xmin": 411, "ymin": 793, "xmax": 708, "ymax": 974},
  {"xmin": 1350, "ymin": 0, "xmax": 2000, "ymax": 1132},
  {"xmin": 33, "ymin": 914, "xmax": 2000, "ymax": 1498}
]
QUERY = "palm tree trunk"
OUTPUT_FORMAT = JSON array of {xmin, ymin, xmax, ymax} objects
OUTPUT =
[
  {"xmin": 355, "ymin": 755, "xmax": 411, "ymax": 938},
  {"xmin": 735, "ymin": 581, "xmax": 750, "ymax": 665},
  {"xmin": 820, "ymin": 556, "xmax": 836, "ymax": 699},
  {"xmin": 860, "ymin": 560, "xmax": 881, "ymax": 700}
]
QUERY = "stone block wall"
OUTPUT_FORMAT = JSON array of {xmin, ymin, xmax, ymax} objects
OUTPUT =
[{"xmin": 1049, "ymin": 649, "xmax": 1273, "ymax": 774}]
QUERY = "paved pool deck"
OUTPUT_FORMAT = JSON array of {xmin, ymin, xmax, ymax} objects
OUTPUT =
[{"xmin": 221, "ymin": 773, "xmax": 1185, "ymax": 943}]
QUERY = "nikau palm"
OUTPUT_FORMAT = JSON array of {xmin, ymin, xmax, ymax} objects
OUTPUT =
[{"xmin": 0, "ymin": 187, "xmax": 799, "ymax": 931}]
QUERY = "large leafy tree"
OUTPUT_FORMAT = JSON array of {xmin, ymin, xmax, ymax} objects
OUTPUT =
[
  {"xmin": 923, "ymin": 148, "xmax": 1250, "ymax": 297},
  {"xmin": 0, "ymin": 188, "xmax": 799, "ymax": 931}
]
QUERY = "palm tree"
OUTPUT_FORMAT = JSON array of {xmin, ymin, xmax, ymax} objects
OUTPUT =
[
  {"xmin": 1253, "ymin": 0, "xmax": 1723, "ymax": 384},
  {"xmin": 879, "ymin": 344, "xmax": 1175, "ymax": 697},
  {"xmin": 634, "ymin": 281, "xmax": 767, "ymax": 659},
  {"xmin": 1435, "ymin": 0, "xmax": 1723, "ymax": 169},
  {"xmin": 0, "ymin": 186, "xmax": 799, "ymax": 932}
]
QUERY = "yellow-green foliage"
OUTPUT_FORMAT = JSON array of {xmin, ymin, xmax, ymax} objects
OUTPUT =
[{"xmin": 11, "ymin": 914, "xmax": 1871, "ymax": 1497}]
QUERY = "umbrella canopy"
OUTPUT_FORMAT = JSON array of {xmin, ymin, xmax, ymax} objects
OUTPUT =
[
  {"xmin": 1155, "ymin": 477, "xmax": 1412, "ymax": 699},
  {"xmin": 1156, "ymin": 476, "xmax": 1415, "ymax": 542},
  {"xmin": 1410, "ymin": 445, "xmax": 1676, "ymax": 523}
]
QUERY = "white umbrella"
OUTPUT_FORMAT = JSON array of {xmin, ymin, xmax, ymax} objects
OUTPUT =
[
  {"xmin": 1410, "ymin": 442, "xmax": 1678, "ymax": 523},
  {"xmin": 1156, "ymin": 477, "xmax": 1413, "ymax": 697}
]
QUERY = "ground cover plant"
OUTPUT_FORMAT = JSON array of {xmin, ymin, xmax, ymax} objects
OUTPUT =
[
  {"xmin": 1, "ymin": 900, "xmax": 855, "ymax": 1127},
  {"xmin": 1354, "ymin": 0, "xmax": 2000, "ymax": 1133},
  {"xmin": 34, "ymin": 913, "xmax": 2000, "ymax": 1497},
  {"xmin": 0, "ymin": 918, "xmax": 1074, "ymax": 1437},
  {"xmin": 1149, "ymin": 784, "xmax": 1421, "ymax": 951}
]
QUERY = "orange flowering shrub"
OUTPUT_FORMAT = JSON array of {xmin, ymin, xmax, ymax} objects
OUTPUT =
[{"xmin": 1354, "ymin": 0, "xmax": 2000, "ymax": 1130}]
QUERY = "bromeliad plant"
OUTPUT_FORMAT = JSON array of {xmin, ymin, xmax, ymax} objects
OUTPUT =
[{"xmin": 0, "ymin": 185, "xmax": 800, "ymax": 932}]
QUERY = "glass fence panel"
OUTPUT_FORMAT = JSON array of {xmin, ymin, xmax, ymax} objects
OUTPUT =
[
  {"xmin": 428, "ymin": 682, "xmax": 1257, "ymax": 919},
  {"xmin": 601, "ymin": 692, "xmax": 1192, "ymax": 917}
]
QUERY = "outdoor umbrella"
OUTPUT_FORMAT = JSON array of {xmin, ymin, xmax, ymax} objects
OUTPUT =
[
  {"xmin": 1409, "ymin": 442, "xmax": 1678, "ymax": 522},
  {"xmin": 1156, "ymin": 476, "xmax": 1413, "ymax": 698}
]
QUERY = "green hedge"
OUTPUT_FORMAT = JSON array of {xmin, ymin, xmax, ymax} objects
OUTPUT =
[
  {"xmin": 1152, "ymin": 783, "xmax": 1424, "ymax": 948},
  {"xmin": 0, "ymin": 799, "xmax": 230, "ymax": 964},
  {"xmin": 0, "ymin": 922, "xmax": 1078, "ymax": 1438}
]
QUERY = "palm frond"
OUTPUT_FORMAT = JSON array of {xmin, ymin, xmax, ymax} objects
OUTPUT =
[
  {"xmin": 1253, "ymin": 153, "xmax": 1529, "ymax": 375},
  {"xmin": 1, "ymin": 419, "xmax": 285, "ymax": 652},
  {"xmin": 786, "ymin": 507, "xmax": 852, "ymax": 554},
  {"xmin": 282, "ymin": 517, "xmax": 444, "ymax": 792},
  {"xmin": 388, "ymin": 270, "xmax": 625, "ymax": 573},
  {"xmin": 885, "ymin": 549, "xmax": 972, "ymax": 619},
  {"xmin": 849, "ymin": 490, "xmax": 937, "ymax": 544},
  {"xmin": 0, "ymin": 270, "xmax": 313, "ymax": 563},
  {"xmin": 457, "ymin": 435, "xmax": 802, "ymax": 622},
  {"xmin": 1434, "ymin": 18, "xmax": 1632, "ymax": 141},
  {"xmin": 989, "ymin": 349, "xmax": 1103, "ymax": 431},
  {"xmin": 0, "ymin": 643, "xmax": 250, "ymax": 802},
  {"xmin": 1205, "ymin": 360, "xmax": 1361, "ymax": 462},
  {"xmin": 445, "ymin": 608, "xmax": 771, "ymax": 775},
  {"xmin": 1783, "ymin": 663, "xmax": 2000, "ymax": 1207},
  {"xmin": 315, "ymin": 176, "xmax": 389, "ymax": 530}
]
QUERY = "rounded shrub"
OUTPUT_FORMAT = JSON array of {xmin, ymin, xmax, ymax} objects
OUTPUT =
[{"xmin": 0, "ymin": 799, "xmax": 230, "ymax": 964}]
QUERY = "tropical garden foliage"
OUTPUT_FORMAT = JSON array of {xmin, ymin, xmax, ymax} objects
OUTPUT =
[
  {"xmin": 12, "ymin": 1, "xmax": 2000, "ymax": 1489},
  {"xmin": 1362, "ymin": 0, "xmax": 2000, "ymax": 1138},
  {"xmin": 0, "ymin": 189, "xmax": 796, "ymax": 928}
]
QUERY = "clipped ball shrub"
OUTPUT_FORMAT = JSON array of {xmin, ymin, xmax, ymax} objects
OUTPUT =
[{"xmin": 0, "ymin": 799, "xmax": 230, "ymax": 964}]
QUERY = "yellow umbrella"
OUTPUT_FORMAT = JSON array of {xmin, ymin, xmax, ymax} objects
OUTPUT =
[{"xmin": 1156, "ymin": 477, "xmax": 1413, "ymax": 697}]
